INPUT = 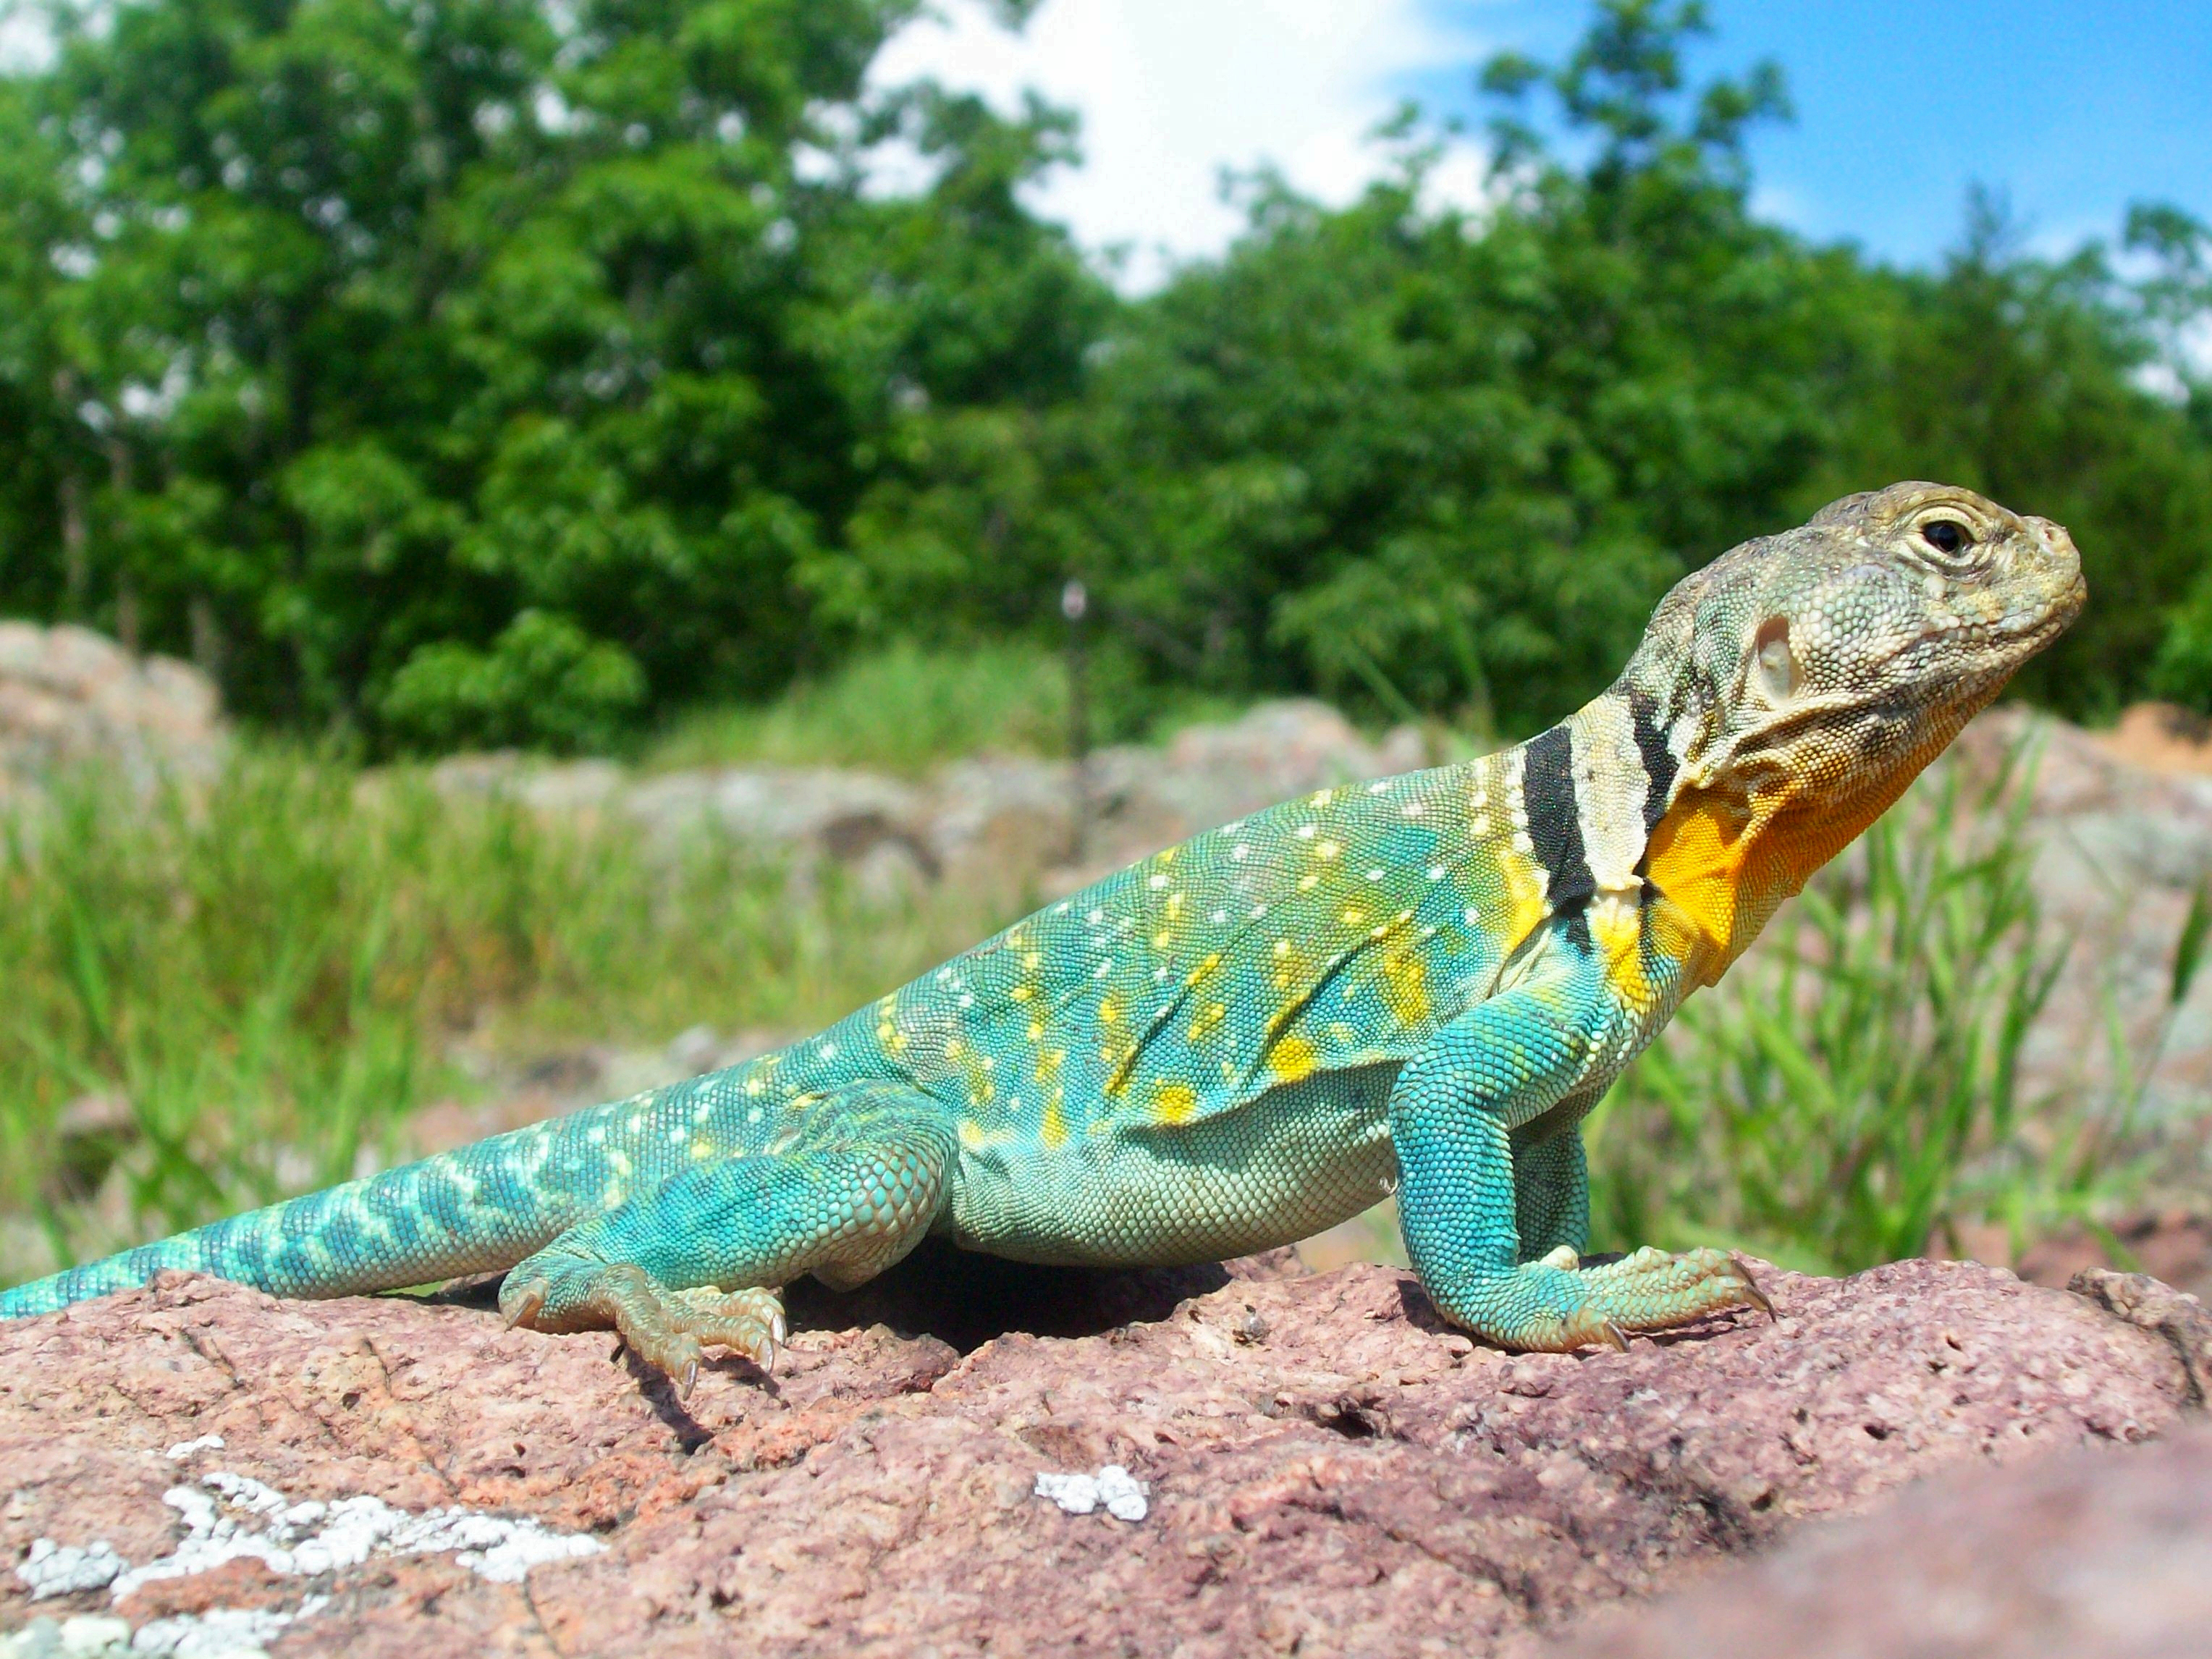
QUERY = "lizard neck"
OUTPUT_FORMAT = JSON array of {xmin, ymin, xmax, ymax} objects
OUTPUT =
[
  {"xmin": 1639, "ymin": 725, "xmax": 1953, "ymax": 982},
  {"xmin": 1491, "ymin": 681, "xmax": 1956, "ymax": 992}
]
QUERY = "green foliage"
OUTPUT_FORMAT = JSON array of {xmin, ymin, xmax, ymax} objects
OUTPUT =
[
  {"xmin": 1, "ymin": 0, "xmax": 2210, "ymax": 742},
  {"xmin": 0, "ymin": 747, "xmax": 1008, "ymax": 1275},
  {"xmin": 382, "ymin": 609, "xmax": 646, "ymax": 752},
  {"xmin": 0, "ymin": 0, "xmax": 1102, "ymax": 737},
  {"xmin": 1584, "ymin": 748, "xmax": 2158, "ymax": 1273}
]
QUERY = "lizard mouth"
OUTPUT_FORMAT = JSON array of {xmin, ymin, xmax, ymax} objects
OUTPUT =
[{"xmin": 1880, "ymin": 573, "xmax": 2085, "ymax": 673}]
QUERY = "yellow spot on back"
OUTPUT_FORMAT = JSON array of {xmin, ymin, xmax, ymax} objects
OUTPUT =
[
  {"xmin": 1040, "ymin": 1094, "xmax": 1068, "ymax": 1149},
  {"xmin": 1381, "ymin": 950, "xmax": 1430, "ymax": 1025},
  {"xmin": 1269, "ymin": 1033, "xmax": 1319, "ymax": 1082},
  {"xmin": 1151, "ymin": 1081, "xmax": 1198, "ymax": 1124},
  {"xmin": 1495, "ymin": 843, "xmax": 1550, "ymax": 945},
  {"xmin": 1188, "ymin": 1001, "xmax": 1228, "ymax": 1042}
]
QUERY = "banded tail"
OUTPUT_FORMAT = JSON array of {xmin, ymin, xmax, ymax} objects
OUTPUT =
[{"xmin": 0, "ymin": 1115, "xmax": 602, "ymax": 1318}]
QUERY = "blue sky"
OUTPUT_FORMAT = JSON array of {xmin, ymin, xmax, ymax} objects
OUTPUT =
[
  {"xmin": 1407, "ymin": 1, "xmax": 2212, "ymax": 266},
  {"xmin": 879, "ymin": 1, "xmax": 2212, "ymax": 287}
]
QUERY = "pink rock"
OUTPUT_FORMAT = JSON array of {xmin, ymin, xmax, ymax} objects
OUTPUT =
[{"xmin": 0, "ymin": 1255, "xmax": 2195, "ymax": 1655}]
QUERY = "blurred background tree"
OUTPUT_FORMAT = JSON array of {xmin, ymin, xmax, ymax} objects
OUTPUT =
[{"xmin": 0, "ymin": 0, "xmax": 2208, "ymax": 749}]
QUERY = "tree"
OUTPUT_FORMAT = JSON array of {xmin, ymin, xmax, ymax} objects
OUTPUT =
[{"xmin": 0, "ymin": 0, "xmax": 1106, "ymax": 747}]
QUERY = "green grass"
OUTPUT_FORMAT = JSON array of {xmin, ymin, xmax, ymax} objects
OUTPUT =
[
  {"xmin": 645, "ymin": 640, "xmax": 1075, "ymax": 774},
  {"xmin": 642, "ymin": 637, "xmax": 1259, "ymax": 775},
  {"xmin": 0, "ymin": 747, "xmax": 1013, "ymax": 1282}
]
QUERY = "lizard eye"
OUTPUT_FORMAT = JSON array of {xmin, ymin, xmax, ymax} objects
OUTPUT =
[{"xmin": 1920, "ymin": 519, "xmax": 1972, "ymax": 556}]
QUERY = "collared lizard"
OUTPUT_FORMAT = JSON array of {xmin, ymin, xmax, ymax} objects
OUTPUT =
[{"xmin": 0, "ymin": 483, "xmax": 2085, "ymax": 1391}]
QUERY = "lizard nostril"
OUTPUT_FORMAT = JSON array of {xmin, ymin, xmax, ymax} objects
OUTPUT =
[{"xmin": 1753, "ymin": 615, "xmax": 1799, "ymax": 700}]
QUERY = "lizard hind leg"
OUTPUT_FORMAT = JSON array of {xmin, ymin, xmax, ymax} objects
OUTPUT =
[{"xmin": 499, "ymin": 1086, "xmax": 955, "ymax": 1393}]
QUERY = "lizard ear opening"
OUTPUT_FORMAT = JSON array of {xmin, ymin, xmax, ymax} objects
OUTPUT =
[{"xmin": 1752, "ymin": 615, "xmax": 1799, "ymax": 701}]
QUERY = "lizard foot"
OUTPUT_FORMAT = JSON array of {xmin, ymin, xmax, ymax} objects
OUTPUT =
[
  {"xmin": 1439, "ymin": 1248, "xmax": 1773, "ymax": 1354},
  {"xmin": 1541, "ymin": 1246, "xmax": 1771, "ymax": 1349},
  {"xmin": 501, "ymin": 1265, "xmax": 786, "ymax": 1396},
  {"xmin": 1574, "ymin": 1245, "xmax": 1772, "ymax": 1331}
]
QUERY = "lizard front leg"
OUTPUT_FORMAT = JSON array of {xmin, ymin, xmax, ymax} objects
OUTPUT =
[
  {"xmin": 1513, "ymin": 1125, "xmax": 1592, "ymax": 1265},
  {"xmin": 499, "ymin": 1084, "xmax": 955, "ymax": 1393},
  {"xmin": 1390, "ymin": 974, "xmax": 1765, "ymax": 1351}
]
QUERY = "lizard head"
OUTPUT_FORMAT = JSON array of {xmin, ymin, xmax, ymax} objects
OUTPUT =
[{"xmin": 1620, "ymin": 481, "xmax": 2084, "ymax": 976}]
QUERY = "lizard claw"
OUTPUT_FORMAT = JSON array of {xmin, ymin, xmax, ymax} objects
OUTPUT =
[
  {"xmin": 1727, "ymin": 1254, "xmax": 1777, "ymax": 1321},
  {"xmin": 679, "ymin": 1358, "xmax": 700, "ymax": 1399},
  {"xmin": 1597, "ymin": 1320, "xmax": 1631, "ymax": 1353},
  {"xmin": 502, "ymin": 1278, "xmax": 547, "ymax": 1331}
]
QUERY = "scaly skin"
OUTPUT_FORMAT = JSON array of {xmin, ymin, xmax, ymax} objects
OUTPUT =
[{"xmin": 0, "ymin": 484, "xmax": 2085, "ymax": 1391}]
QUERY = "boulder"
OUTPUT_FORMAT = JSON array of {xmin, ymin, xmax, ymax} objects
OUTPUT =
[
  {"xmin": 0, "ymin": 622, "xmax": 223, "ymax": 802},
  {"xmin": 1952, "ymin": 706, "xmax": 2212, "ymax": 1160},
  {"xmin": 1544, "ymin": 1429, "xmax": 2212, "ymax": 1659},
  {"xmin": 415, "ymin": 701, "xmax": 1435, "ymax": 904},
  {"xmin": 1, "ymin": 1254, "xmax": 2195, "ymax": 1657},
  {"xmin": 1542, "ymin": 1278, "xmax": 2212, "ymax": 1659}
]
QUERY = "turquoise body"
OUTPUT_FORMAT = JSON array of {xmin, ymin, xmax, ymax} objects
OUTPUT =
[{"xmin": 3, "ymin": 722, "xmax": 1725, "ymax": 1358}]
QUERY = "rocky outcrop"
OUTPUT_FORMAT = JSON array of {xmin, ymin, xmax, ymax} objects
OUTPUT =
[
  {"xmin": 430, "ymin": 700, "xmax": 1430, "ymax": 899},
  {"xmin": 1, "ymin": 1254, "xmax": 2196, "ymax": 1657},
  {"xmin": 1952, "ymin": 707, "xmax": 2212, "ymax": 1199},
  {"xmin": 1544, "ymin": 1428, "xmax": 2212, "ymax": 1659},
  {"xmin": 0, "ymin": 622, "xmax": 223, "ymax": 803},
  {"xmin": 1542, "ymin": 1278, "xmax": 2212, "ymax": 1659}
]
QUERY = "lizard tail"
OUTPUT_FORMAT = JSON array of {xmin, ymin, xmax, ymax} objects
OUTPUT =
[{"xmin": 0, "ymin": 1126, "xmax": 582, "ymax": 1319}]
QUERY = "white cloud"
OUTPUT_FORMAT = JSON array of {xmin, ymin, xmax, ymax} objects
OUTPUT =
[{"xmin": 869, "ymin": 0, "xmax": 1497, "ymax": 290}]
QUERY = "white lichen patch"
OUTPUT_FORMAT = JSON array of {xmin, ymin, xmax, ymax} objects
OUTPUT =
[
  {"xmin": 0, "ymin": 1603, "xmax": 321, "ymax": 1658},
  {"xmin": 14, "ymin": 1540, "xmax": 124, "ymax": 1600},
  {"xmin": 111, "ymin": 1469, "xmax": 604, "ymax": 1594},
  {"xmin": 11, "ymin": 1464, "xmax": 604, "ymax": 1658},
  {"xmin": 1032, "ymin": 1464, "xmax": 1148, "ymax": 1524}
]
